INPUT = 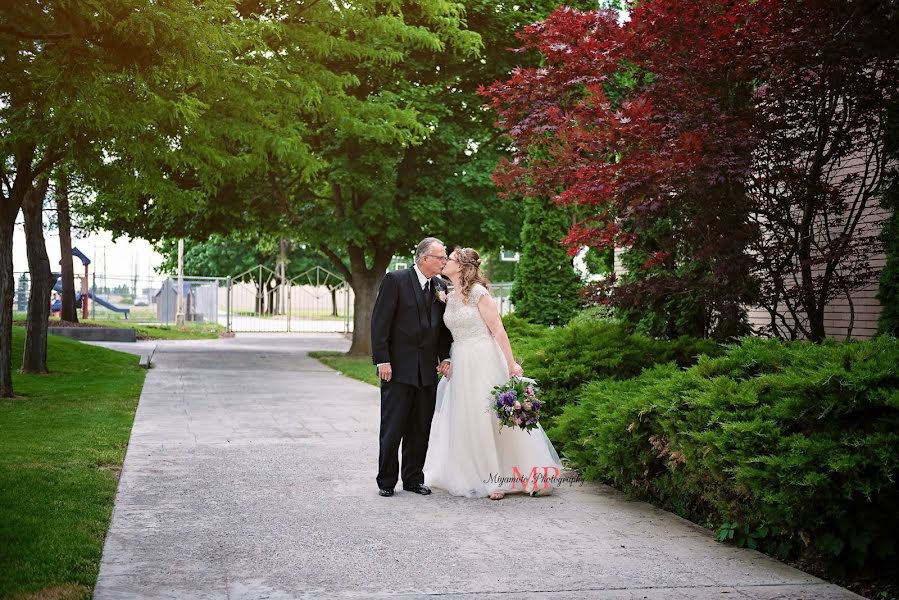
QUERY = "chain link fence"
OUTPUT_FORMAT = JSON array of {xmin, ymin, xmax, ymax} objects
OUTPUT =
[
  {"xmin": 12, "ymin": 269, "xmax": 514, "ymax": 329},
  {"xmin": 13, "ymin": 272, "xmax": 225, "ymax": 325}
]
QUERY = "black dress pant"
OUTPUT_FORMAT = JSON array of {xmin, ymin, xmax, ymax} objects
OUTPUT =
[{"xmin": 377, "ymin": 379, "xmax": 436, "ymax": 490}]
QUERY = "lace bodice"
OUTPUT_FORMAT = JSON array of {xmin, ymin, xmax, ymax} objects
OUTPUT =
[{"xmin": 443, "ymin": 283, "xmax": 493, "ymax": 343}]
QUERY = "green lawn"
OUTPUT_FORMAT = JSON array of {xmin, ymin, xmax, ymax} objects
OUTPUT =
[
  {"xmin": 90, "ymin": 320, "xmax": 225, "ymax": 340},
  {"xmin": 0, "ymin": 327, "xmax": 146, "ymax": 600},
  {"xmin": 308, "ymin": 351, "xmax": 379, "ymax": 386},
  {"xmin": 38, "ymin": 318, "xmax": 226, "ymax": 341}
]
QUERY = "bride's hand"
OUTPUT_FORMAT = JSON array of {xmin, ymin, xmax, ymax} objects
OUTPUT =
[{"xmin": 509, "ymin": 362, "xmax": 523, "ymax": 378}]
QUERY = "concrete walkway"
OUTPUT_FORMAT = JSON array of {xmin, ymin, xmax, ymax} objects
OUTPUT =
[{"xmin": 93, "ymin": 334, "xmax": 862, "ymax": 599}]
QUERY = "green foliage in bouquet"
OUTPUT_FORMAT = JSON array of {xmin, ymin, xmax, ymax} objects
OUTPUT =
[{"xmin": 549, "ymin": 336, "xmax": 899, "ymax": 574}]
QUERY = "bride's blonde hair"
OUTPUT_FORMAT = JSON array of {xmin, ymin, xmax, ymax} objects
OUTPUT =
[{"xmin": 455, "ymin": 247, "xmax": 490, "ymax": 304}]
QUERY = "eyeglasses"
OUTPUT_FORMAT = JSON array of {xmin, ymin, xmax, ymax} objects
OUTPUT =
[{"xmin": 424, "ymin": 254, "xmax": 449, "ymax": 262}]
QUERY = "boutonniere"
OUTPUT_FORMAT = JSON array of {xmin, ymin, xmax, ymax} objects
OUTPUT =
[{"xmin": 435, "ymin": 287, "xmax": 447, "ymax": 303}]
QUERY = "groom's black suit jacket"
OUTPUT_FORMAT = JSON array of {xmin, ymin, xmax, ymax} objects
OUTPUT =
[{"xmin": 371, "ymin": 267, "xmax": 452, "ymax": 388}]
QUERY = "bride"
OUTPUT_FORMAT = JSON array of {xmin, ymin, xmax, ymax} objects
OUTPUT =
[{"xmin": 423, "ymin": 247, "xmax": 563, "ymax": 500}]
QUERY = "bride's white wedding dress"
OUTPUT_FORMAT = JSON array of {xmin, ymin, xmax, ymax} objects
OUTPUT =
[{"xmin": 423, "ymin": 284, "xmax": 563, "ymax": 498}]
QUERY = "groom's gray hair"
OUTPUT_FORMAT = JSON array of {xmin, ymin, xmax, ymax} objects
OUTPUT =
[{"xmin": 414, "ymin": 237, "xmax": 444, "ymax": 264}]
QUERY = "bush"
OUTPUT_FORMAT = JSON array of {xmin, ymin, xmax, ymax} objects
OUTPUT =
[
  {"xmin": 510, "ymin": 196, "xmax": 583, "ymax": 326},
  {"xmin": 502, "ymin": 313, "xmax": 550, "ymax": 346},
  {"xmin": 548, "ymin": 336, "xmax": 899, "ymax": 574},
  {"xmin": 509, "ymin": 316, "xmax": 721, "ymax": 423}
]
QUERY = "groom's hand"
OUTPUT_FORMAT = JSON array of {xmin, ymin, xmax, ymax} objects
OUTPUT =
[{"xmin": 377, "ymin": 363, "xmax": 392, "ymax": 382}]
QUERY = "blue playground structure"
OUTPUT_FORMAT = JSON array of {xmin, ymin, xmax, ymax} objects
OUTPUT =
[
  {"xmin": 50, "ymin": 247, "xmax": 130, "ymax": 319},
  {"xmin": 50, "ymin": 283, "xmax": 131, "ymax": 319}
]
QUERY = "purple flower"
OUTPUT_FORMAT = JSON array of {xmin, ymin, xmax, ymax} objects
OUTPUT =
[{"xmin": 532, "ymin": 400, "xmax": 541, "ymax": 410}]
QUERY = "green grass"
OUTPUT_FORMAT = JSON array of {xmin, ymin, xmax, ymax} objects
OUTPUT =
[
  {"xmin": 89, "ymin": 320, "xmax": 225, "ymax": 340},
  {"xmin": 40, "ymin": 318, "xmax": 225, "ymax": 341},
  {"xmin": 309, "ymin": 351, "xmax": 379, "ymax": 386},
  {"xmin": 0, "ymin": 327, "xmax": 146, "ymax": 599}
]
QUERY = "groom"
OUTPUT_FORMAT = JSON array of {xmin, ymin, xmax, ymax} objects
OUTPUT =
[{"xmin": 371, "ymin": 237, "xmax": 453, "ymax": 497}]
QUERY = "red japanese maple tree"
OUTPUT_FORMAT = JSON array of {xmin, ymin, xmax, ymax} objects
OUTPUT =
[
  {"xmin": 482, "ymin": 1, "xmax": 762, "ymax": 338},
  {"xmin": 482, "ymin": 0, "xmax": 898, "ymax": 340}
]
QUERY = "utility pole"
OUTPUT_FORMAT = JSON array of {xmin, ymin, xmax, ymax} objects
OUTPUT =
[
  {"xmin": 132, "ymin": 254, "xmax": 138, "ymax": 304},
  {"xmin": 175, "ymin": 239, "xmax": 185, "ymax": 325},
  {"xmin": 102, "ymin": 245, "xmax": 107, "ymax": 296}
]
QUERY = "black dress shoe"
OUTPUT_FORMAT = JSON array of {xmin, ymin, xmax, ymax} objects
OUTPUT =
[
  {"xmin": 403, "ymin": 484, "xmax": 431, "ymax": 495},
  {"xmin": 378, "ymin": 488, "xmax": 394, "ymax": 497}
]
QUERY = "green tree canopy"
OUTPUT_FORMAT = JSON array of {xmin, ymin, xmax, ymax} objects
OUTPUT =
[
  {"xmin": 84, "ymin": 1, "xmax": 575, "ymax": 355},
  {"xmin": 1, "ymin": 0, "xmax": 267, "ymax": 395},
  {"xmin": 155, "ymin": 235, "xmax": 333, "ymax": 280}
]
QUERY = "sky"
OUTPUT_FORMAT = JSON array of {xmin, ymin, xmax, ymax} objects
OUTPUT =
[
  {"xmin": 14, "ymin": 223, "xmax": 600, "ymax": 287},
  {"xmin": 12, "ymin": 222, "xmax": 165, "ymax": 288}
]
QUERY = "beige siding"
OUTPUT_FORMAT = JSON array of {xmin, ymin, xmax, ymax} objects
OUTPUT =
[
  {"xmin": 745, "ymin": 143, "xmax": 889, "ymax": 340},
  {"xmin": 613, "ymin": 145, "xmax": 892, "ymax": 340}
]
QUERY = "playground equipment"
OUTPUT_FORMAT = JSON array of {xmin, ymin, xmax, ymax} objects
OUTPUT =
[{"xmin": 50, "ymin": 247, "xmax": 130, "ymax": 319}]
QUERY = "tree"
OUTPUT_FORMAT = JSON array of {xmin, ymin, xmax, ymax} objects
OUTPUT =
[
  {"xmin": 483, "ymin": 252, "xmax": 517, "ymax": 283},
  {"xmin": 511, "ymin": 196, "xmax": 582, "ymax": 326},
  {"xmin": 748, "ymin": 0, "xmax": 899, "ymax": 341},
  {"xmin": 86, "ymin": 1, "xmax": 576, "ymax": 356},
  {"xmin": 1, "ymin": 0, "xmax": 259, "ymax": 395},
  {"xmin": 21, "ymin": 177, "xmax": 52, "ymax": 373},
  {"xmin": 483, "ymin": 3, "xmax": 760, "ymax": 339},
  {"xmin": 483, "ymin": 0, "xmax": 898, "ymax": 341},
  {"xmin": 55, "ymin": 169, "xmax": 78, "ymax": 322}
]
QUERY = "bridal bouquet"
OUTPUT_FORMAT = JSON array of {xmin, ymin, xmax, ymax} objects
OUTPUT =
[{"xmin": 490, "ymin": 376, "xmax": 542, "ymax": 432}]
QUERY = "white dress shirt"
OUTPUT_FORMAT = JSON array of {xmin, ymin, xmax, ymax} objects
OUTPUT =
[{"xmin": 413, "ymin": 264, "xmax": 429, "ymax": 291}]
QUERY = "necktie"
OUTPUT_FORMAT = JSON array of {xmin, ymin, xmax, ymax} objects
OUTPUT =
[{"xmin": 423, "ymin": 281, "xmax": 431, "ymax": 324}]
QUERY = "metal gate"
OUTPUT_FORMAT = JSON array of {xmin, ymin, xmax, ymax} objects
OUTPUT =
[{"xmin": 227, "ymin": 265, "xmax": 352, "ymax": 333}]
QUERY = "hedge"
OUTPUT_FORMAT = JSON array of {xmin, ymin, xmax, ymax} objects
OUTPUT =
[
  {"xmin": 507, "ymin": 316, "xmax": 721, "ymax": 423},
  {"xmin": 548, "ymin": 336, "xmax": 899, "ymax": 573}
]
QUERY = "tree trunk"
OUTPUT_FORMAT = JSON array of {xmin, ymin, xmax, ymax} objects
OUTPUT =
[
  {"xmin": 807, "ymin": 305, "xmax": 826, "ymax": 342},
  {"xmin": 22, "ymin": 178, "xmax": 52, "ymax": 374},
  {"xmin": 267, "ymin": 284, "xmax": 276, "ymax": 316},
  {"xmin": 317, "ymin": 241, "xmax": 392, "ymax": 357},
  {"xmin": 330, "ymin": 287, "xmax": 338, "ymax": 317},
  {"xmin": 347, "ymin": 269, "xmax": 383, "ymax": 356},
  {"xmin": 56, "ymin": 171, "xmax": 78, "ymax": 322},
  {"xmin": 715, "ymin": 303, "xmax": 743, "ymax": 342},
  {"xmin": 0, "ymin": 204, "xmax": 20, "ymax": 397},
  {"xmin": 1, "ymin": 145, "xmax": 37, "ymax": 397}
]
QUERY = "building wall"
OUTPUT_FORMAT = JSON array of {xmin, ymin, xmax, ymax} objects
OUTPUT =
[
  {"xmin": 745, "ymin": 142, "xmax": 889, "ymax": 340},
  {"xmin": 613, "ymin": 145, "xmax": 891, "ymax": 340}
]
